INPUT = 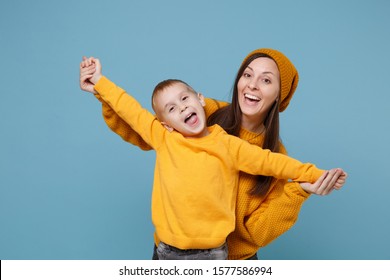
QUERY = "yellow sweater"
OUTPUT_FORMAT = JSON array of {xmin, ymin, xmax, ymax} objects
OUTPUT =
[{"xmin": 94, "ymin": 78, "xmax": 321, "ymax": 256}]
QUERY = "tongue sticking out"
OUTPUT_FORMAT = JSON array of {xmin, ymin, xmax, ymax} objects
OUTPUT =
[{"xmin": 185, "ymin": 113, "xmax": 198, "ymax": 125}]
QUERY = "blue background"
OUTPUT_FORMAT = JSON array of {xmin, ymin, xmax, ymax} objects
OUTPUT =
[{"xmin": 1, "ymin": 0, "xmax": 389, "ymax": 260}]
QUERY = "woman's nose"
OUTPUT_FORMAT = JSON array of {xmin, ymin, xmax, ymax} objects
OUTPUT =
[{"xmin": 248, "ymin": 81, "xmax": 258, "ymax": 90}]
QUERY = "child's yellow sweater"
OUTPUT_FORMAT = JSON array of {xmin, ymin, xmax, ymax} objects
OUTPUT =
[{"xmin": 95, "ymin": 77, "xmax": 322, "ymax": 253}]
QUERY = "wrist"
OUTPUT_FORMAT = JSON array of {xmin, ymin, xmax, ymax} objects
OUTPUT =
[
  {"xmin": 298, "ymin": 182, "xmax": 312, "ymax": 196},
  {"xmin": 91, "ymin": 74, "xmax": 102, "ymax": 85}
]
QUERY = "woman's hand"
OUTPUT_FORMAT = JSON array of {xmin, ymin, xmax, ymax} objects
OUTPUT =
[{"xmin": 300, "ymin": 168, "xmax": 348, "ymax": 195}]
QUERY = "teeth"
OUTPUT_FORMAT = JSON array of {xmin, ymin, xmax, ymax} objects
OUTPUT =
[
  {"xmin": 185, "ymin": 113, "xmax": 195, "ymax": 122},
  {"xmin": 244, "ymin": 93, "xmax": 261, "ymax": 101}
]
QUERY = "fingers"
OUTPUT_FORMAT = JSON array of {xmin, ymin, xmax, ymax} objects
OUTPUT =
[
  {"xmin": 333, "ymin": 172, "xmax": 348, "ymax": 190},
  {"xmin": 80, "ymin": 77, "xmax": 93, "ymax": 91},
  {"xmin": 301, "ymin": 168, "xmax": 347, "ymax": 196},
  {"xmin": 324, "ymin": 168, "xmax": 350, "ymax": 193},
  {"xmin": 316, "ymin": 168, "xmax": 341, "ymax": 195},
  {"xmin": 80, "ymin": 64, "xmax": 95, "ymax": 76},
  {"xmin": 93, "ymin": 58, "xmax": 102, "ymax": 72},
  {"xmin": 79, "ymin": 56, "xmax": 100, "ymax": 94},
  {"xmin": 326, "ymin": 168, "xmax": 343, "ymax": 192},
  {"xmin": 330, "ymin": 169, "xmax": 348, "ymax": 190},
  {"xmin": 80, "ymin": 65, "xmax": 96, "ymax": 91},
  {"xmin": 317, "ymin": 170, "xmax": 329, "ymax": 184},
  {"xmin": 80, "ymin": 74, "xmax": 96, "ymax": 93},
  {"xmin": 80, "ymin": 73, "xmax": 94, "ymax": 83},
  {"xmin": 80, "ymin": 56, "xmax": 97, "ymax": 68}
]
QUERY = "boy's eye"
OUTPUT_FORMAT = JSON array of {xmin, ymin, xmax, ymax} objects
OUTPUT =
[
  {"xmin": 169, "ymin": 106, "xmax": 175, "ymax": 112},
  {"xmin": 182, "ymin": 96, "xmax": 188, "ymax": 101}
]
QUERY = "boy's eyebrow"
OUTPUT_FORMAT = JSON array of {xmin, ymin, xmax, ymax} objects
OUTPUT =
[
  {"xmin": 162, "ymin": 90, "xmax": 189, "ymax": 111},
  {"xmin": 163, "ymin": 102, "xmax": 173, "ymax": 111}
]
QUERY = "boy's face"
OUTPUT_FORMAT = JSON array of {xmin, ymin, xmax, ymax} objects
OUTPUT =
[{"xmin": 153, "ymin": 82, "xmax": 208, "ymax": 138}]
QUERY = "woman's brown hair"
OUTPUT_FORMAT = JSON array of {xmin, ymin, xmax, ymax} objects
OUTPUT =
[{"xmin": 207, "ymin": 53, "xmax": 281, "ymax": 197}]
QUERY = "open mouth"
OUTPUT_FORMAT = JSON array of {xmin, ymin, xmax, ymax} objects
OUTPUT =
[
  {"xmin": 184, "ymin": 112, "xmax": 198, "ymax": 125},
  {"xmin": 244, "ymin": 93, "xmax": 261, "ymax": 102}
]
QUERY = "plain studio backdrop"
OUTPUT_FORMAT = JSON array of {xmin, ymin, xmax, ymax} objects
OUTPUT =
[{"xmin": 0, "ymin": 0, "xmax": 389, "ymax": 260}]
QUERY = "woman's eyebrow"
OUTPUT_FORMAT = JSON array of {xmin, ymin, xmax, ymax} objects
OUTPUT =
[{"xmin": 246, "ymin": 66, "xmax": 275, "ymax": 76}]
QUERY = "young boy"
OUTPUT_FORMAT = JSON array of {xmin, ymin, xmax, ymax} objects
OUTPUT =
[{"xmin": 80, "ymin": 57, "xmax": 345, "ymax": 260}]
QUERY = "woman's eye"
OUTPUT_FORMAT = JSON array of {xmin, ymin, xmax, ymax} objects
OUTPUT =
[
  {"xmin": 243, "ymin": 72, "xmax": 251, "ymax": 78},
  {"xmin": 263, "ymin": 78, "xmax": 271, "ymax": 84}
]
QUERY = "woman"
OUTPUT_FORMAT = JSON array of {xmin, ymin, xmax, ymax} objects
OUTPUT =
[
  {"xmin": 206, "ymin": 48, "xmax": 345, "ymax": 259},
  {"xmin": 79, "ymin": 48, "xmax": 346, "ymax": 259}
]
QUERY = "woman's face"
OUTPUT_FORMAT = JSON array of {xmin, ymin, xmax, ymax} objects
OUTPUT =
[{"xmin": 237, "ymin": 57, "xmax": 280, "ymax": 128}]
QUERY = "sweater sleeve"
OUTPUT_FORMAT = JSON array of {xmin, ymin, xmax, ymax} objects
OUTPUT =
[
  {"xmin": 239, "ymin": 143, "xmax": 311, "ymax": 248},
  {"xmin": 94, "ymin": 95, "xmax": 228, "ymax": 150},
  {"xmin": 231, "ymin": 136, "xmax": 324, "ymax": 183},
  {"xmin": 94, "ymin": 76, "xmax": 164, "ymax": 149},
  {"xmin": 246, "ymin": 180, "xmax": 310, "ymax": 247},
  {"xmin": 94, "ymin": 94, "xmax": 152, "ymax": 151}
]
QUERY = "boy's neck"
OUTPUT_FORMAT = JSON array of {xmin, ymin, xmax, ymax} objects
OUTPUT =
[{"xmin": 183, "ymin": 126, "xmax": 211, "ymax": 139}]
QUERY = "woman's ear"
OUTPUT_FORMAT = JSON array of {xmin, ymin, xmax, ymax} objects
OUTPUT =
[
  {"xmin": 197, "ymin": 93, "xmax": 206, "ymax": 106},
  {"xmin": 161, "ymin": 122, "xmax": 174, "ymax": 132}
]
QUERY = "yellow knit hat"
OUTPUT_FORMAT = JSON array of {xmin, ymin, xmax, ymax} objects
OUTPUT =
[{"xmin": 242, "ymin": 48, "xmax": 299, "ymax": 112}]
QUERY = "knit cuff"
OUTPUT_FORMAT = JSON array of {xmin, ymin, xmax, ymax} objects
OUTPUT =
[
  {"xmin": 94, "ymin": 76, "xmax": 111, "ymax": 95},
  {"xmin": 287, "ymin": 182, "xmax": 311, "ymax": 198}
]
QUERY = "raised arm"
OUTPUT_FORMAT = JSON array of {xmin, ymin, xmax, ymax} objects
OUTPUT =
[
  {"xmin": 94, "ymin": 76, "xmax": 164, "ymax": 149},
  {"xmin": 80, "ymin": 56, "xmax": 230, "ymax": 150},
  {"xmin": 100, "ymin": 99, "xmax": 153, "ymax": 151},
  {"xmin": 99, "ymin": 96, "xmax": 228, "ymax": 148},
  {"xmin": 98, "ymin": 97, "xmax": 227, "ymax": 151},
  {"xmin": 80, "ymin": 57, "xmax": 164, "ymax": 149},
  {"xmin": 80, "ymin": 57, "xmax": 154, "ymax": 150}
]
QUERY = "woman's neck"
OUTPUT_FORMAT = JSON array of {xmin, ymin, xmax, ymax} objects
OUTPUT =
[{"xmin": 241, "ymin": 116, "xmax": 265, "ymax": 134}]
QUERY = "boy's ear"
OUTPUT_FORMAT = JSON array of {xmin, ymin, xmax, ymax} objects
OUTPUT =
[
  {"xmin": 161, "ymin": 122, "xmax": 174, "ymax": 132},
  {"xmin": 197, "ymin": 93, "xmax": 206, "ymax": 106}
]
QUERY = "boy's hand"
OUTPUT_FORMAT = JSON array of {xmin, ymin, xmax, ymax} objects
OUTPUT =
[
  {"xmin": 79, "ymin": 56, "xmax": 102, "ymax": 94},
  {"xmin": 300, "ymin": 168, "xmax": 347, "ymax": 195}
]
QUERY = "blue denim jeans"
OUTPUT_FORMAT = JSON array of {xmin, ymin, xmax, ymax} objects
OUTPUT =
[
  {"xmin": 156, "ymin": 241, "xmax": 228, "ymax": 260},
  {"xmin": 152, "ymin": 244, "xmax": 258, "ymax": 260}
]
